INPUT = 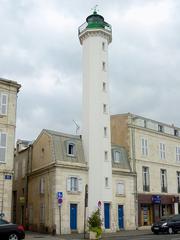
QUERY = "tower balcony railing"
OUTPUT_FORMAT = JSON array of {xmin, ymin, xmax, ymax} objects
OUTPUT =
[{"xmin": 78, "ymin": 21, "xmax": 112, "ymax": 35}]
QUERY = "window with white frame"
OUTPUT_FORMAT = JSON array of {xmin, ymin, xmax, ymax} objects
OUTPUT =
[
  {"xmin": 113, "ymin": 150, "xmax": 122, "ymax": 163},
  {"xmin": 40, "ymin": 203, "xmax": 45, "ymax": 224},
  {"xmin": 116, "ymin": 182, "xmax": 125, "ymax": 195},
  {"xmin": 0, "ymin": 93, "xmax": 8, "ymax": 115},
  {"xmin": 141, "ymin": 137, "xmax": 148, "ymax": 156},
  {"xmin": 67, "ymin": 176, "xmax": 82, "ymax": 193},
  {"xmin": 160, "ymin": 169, "xmax": 167, "ymax": 192},
  {"xmin": 0, "ymin": 132, "xmax": 6, "ymax": 162},
  {"xmin": 160, "ymin": 143, "xmax": 166, "ymax": 160},
  {"xmin": 177, "ymin": 171, "xmax": 180, "ymax": 193},
  {"xmin": 176, "ymin": 147, "xmax": 180, "ymax": 162},
  {"xmin": 67, "ymin": 142, "xmax": 76, "ymax": 156},
  {"xmin": 142, "ymin": 166, "xmax": 150, "ymax": 192},
  {"xmin": 39, "ymin": 177, "xmax": 45, "ymax": 194}
]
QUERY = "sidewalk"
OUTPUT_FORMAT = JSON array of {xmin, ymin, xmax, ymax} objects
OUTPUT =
[{"xmin": 26, "ymin": 229, "xmax": 152, "ymax": 240}]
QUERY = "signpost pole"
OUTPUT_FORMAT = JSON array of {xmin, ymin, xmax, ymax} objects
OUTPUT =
[{"xmin": 59, "ymin": 205, "xmax": 61, "ymax": 235}]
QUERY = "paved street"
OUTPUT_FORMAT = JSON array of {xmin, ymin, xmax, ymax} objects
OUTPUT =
[{"xmin": 25, "ymin": 230, "xmax": 180, "ymax": 240}]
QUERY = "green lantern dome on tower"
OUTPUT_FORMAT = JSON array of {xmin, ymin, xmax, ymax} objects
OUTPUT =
[{"xmin": 78, "ymin": 9, "xmax": 112, "ymax": 36}]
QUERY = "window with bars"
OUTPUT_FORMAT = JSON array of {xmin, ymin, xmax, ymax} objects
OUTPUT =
[
  {"xmin": 160, "ymin": 143, "xmax": 166, "ymax": 160},
  {"xmin": 141, "ymin": 137, "xmax": 148, "ymax": 156},
  {"xmin": 142, "ymin": 166, "xmax": 150, "ymax": 192}
]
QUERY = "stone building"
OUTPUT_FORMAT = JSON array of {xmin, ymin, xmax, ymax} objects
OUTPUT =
[
  {"xmin": 12, "ymin": 140, "xmax": 32, "ymax": 226},
  {"xmin": 13, "ymin": 129, "xmax": 136, "ymax": 234},
  {"xmin": 0, "ymin": 78, "xmax": 20, "ymax": 221},
  {"xmin": 111, "ymin": 113, "xmax": 180, "ymax": 228}
]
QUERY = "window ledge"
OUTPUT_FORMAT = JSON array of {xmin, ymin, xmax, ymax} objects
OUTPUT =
[
  {"xmin": 67, "ymin": 191, "xmax": 81, "ymax": 195},
  {"xmin": 116, "ymin": 194, "xmax": 126, "ymax": 197}
]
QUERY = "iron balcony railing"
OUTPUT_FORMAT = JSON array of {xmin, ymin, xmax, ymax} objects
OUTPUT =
[{"xmin": 78, "ymin": 21, "xmax": 112, "ymax": 35}]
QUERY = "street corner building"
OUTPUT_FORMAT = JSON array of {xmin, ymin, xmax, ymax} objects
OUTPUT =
[
  {"xmin": 0, "ymin": 78, "xmax": 21, "ymax": 221},
  {"xmin": 13, "ymin": 129, "xmax": 136, "ymax": 234},
  {"xmin": 111, "ymin": 113, "xmax": 180, "ymax": 227}
]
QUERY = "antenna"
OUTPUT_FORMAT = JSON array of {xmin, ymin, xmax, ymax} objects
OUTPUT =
[{"xmin": 73, "ymin": 120, "xmax": 80, "ymax": 135}]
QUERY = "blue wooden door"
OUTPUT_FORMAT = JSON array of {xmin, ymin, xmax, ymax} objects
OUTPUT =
[
  {"xmin": 70, "ymin": 204, "xmax": 77, "ymax": 230},
  {"xmin": 104, "ymin": 203, "xmax": 110, "ymax": 229},
  {"xmin": 118, "ymin": 205, "xmax": 124, "ymax": 229}
]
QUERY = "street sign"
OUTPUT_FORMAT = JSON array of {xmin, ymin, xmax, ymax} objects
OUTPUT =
[
  {"xmin": 4, "ymin": 175, "xmax": 11, "ymax": 180},
  {"xmin": 58, "ymin": 198, "xmax": 63, "ymax": 207},
  {"xmin": 98, "ymin": 201, "xmax": 102, "ymax": 208},
  {"xmin": 57, "ymin": 192, "xmax": 63, "ymax": 199}
]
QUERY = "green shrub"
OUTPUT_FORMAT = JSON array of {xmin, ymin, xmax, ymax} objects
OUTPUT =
[{"xmin": 88, "ymin": 209, "xmax": 102, "ymax": 238}]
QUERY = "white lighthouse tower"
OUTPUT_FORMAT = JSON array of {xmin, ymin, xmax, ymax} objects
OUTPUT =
[{"xmin": 78, "ymin": 9, "xmax": 113, "ymax": 225}]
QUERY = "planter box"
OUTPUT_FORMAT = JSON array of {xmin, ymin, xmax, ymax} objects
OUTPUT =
[{"xmin": 89, "ymin": 231, "xmax": 101, "ymax": 239}]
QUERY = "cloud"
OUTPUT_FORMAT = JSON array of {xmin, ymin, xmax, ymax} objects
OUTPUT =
[{"xmin": 0, "ymin": 0, "xmax": 180, "ymax": 141}]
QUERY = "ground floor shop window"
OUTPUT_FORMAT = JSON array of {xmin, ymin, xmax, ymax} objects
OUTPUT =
[{"xmin": 140, "ymin": 204, "xmax": 153, "ymax": 226}]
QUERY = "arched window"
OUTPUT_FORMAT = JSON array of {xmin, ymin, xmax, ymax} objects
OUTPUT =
[
  {"xmin": 67, "ymin": 142, "xmax": 76, "ymax": 156},
  {"xmin": 113, "ymin": 150, "xmax": 122, "ymax": 163}
]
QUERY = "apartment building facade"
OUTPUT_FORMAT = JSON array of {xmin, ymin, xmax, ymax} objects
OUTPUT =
[
  {"xmin": 13, "ymin": 129, "xmax": 136, "ymax": 234},
  {"xmin": 111, "ymin": 113, "xmax": 180, "ymax": 228},
  {"xmin": 0, "ymin": 78, "xmax": 20, "ymax": 221}
]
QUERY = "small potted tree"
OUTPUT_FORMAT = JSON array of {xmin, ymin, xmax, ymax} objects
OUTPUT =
[{"xmin": 88, "ymin": 208, "xmax": 102, "ymax": 239}]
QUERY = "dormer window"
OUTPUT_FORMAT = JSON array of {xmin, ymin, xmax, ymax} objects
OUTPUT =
[
  {"xmin": 158, "ymin": 124, "xmax": 163, "ymax": 133},
  {"xmin": 67, "ymin": 142, "xmax": 76, "ymax": 156},
  {"xmin": 113, "ymin": 150, "xmax": 122, "ymax": 163},
  {"xmin": 174, "ymin": 129, "xmax": 179, "ymax": 137}
]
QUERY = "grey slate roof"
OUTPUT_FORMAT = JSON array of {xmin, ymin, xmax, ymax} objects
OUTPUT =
[{"xmin": 43, "ymin": 129, "xmax": 131, "ymax": 170}]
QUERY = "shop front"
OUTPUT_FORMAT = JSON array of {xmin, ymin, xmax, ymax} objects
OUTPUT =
[{"xmin": 138, "ymin": 194, "xmax": 179, "ymax": 226}]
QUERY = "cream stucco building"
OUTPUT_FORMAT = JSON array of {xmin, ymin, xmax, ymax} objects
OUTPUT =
[
  {"xmin": 111, "ymin": 113, "xmax": 180, "ymax": 228},
  {"xmin": 13, "ymin": 129, "xmax": 136, "ymax": 234},
  {"xmin": 0, "ymin": 78, "xmax": 20, "ymax": 221}
]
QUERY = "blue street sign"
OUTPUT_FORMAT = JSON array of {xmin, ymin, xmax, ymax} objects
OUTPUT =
[
  {"xmin": 57, "ymin": 192, "xmax": 63, "ymax": 199},
  {"xmin": 4, "ymin": 175, "xmax": 11, "ymax": 180}
]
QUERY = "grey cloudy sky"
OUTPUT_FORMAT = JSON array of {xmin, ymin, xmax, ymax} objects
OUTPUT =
[{"xmin": 0, "ymin": 0, "xmax": 180, "ymax": 141}]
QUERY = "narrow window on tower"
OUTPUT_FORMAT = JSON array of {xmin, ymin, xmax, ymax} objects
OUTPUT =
[
  {"xmin": 103, "ymin": 82, "xmax": 106, "ymax": 91},
  {"xmin": 105, "ymin": 177, "xmax": 109, "ymax": 187},
  {"xmin": 104, "ymin": 127, "xmax": 107, "ymax": 137},
  {"xmin": 102, "ymin": 61, "xmax": 106, "ymax": 71},
  {"xmin": 102, "ymin": 42, "xmax": 105, "ymax": 51},
  {"xmin": 103, "ymin": 104, "xmax": 107, "ymax": 114},
  {"xmin": 104, "ymin": 151, "xmax": 108, "ymax": 161}
]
